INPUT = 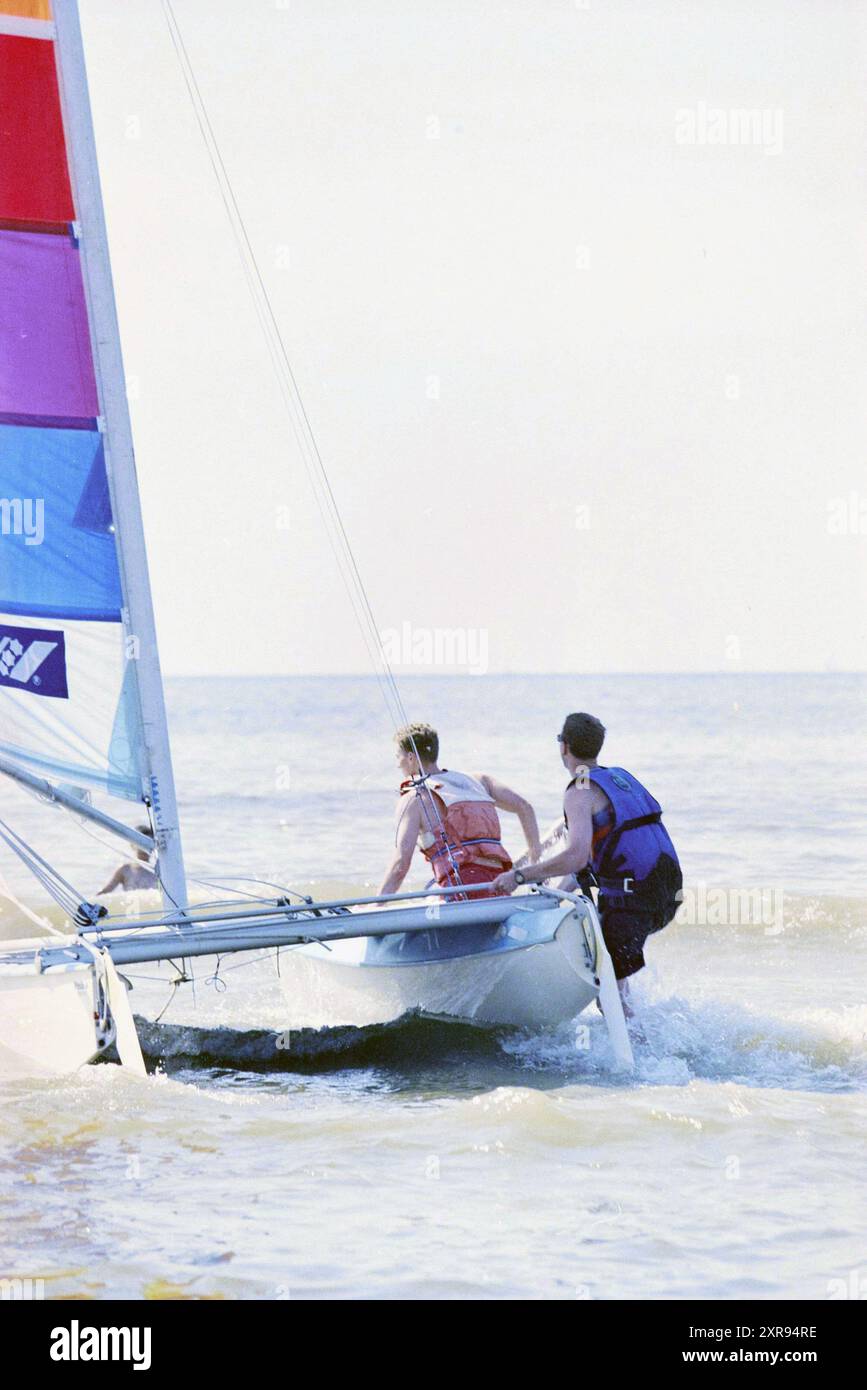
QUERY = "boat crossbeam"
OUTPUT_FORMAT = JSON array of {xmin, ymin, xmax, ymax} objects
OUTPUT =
[{"xmin": 66, "ymin": 886, "xmax": 559, "ymax": 968}]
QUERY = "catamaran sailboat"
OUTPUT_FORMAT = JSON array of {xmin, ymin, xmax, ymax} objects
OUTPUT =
[{"xmin": 0, "ymin": 0, "xmax": 632, "ymax": 1077}]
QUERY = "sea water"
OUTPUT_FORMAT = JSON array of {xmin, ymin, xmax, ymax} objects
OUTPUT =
[{"xmin": 0, "ymin": 673, "xmax": 864, "ymax": 1300}]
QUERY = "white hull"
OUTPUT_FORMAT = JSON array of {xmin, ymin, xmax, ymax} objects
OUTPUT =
[
  {"xmin": 0, "ymin": 942, "xmax": 108, "ymax": 1078},
  {"xmin": 281, "ymin": 898, "xmax": 606, "ymax": 1031},
  {"xmin": 280, "ymin": 928, "xmax": 595, "ymax": 1030},
  {"xmin": 0, "ymin": 890, "xmax": 633, "ymax": 1075},
  {"xmin": 0, "ymin": 934, "xmax": 145, "ymax": 1079}
]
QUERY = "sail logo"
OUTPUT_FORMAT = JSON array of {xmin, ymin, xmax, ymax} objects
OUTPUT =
[{"xmin": 0, "ymin": 625, "xmax": 68, "ymax": 699}]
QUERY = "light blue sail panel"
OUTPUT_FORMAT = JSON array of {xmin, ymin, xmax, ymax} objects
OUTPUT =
[
  {"xmin": 0, "ymin": 612, "xmax": 143, "ymax": 800},
  {"xmin": 0, "ymin": 423, "xmax": 122, "ymax": 622}
]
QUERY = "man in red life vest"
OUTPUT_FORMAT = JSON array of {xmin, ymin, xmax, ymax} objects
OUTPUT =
[{"xmin": 378, "ymin": 722, "xmax": 542, "ymax": 898}]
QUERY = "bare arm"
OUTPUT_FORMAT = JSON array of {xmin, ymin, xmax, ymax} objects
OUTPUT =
[
  {"xmin": 378, "ymin": 795, "xmax": 422, "ymax": 896},
  {"xmin": 478, "ymin": 773, "xmax": 542, "ymax": 860},
  {"xmin": 489, "ymin": 782, "xmax": 593, "ymax": 894},
  {"xmin": 521, "ymin": 781, "xmax": 592, "ymax": 882},
  {"xmin": 97, "ymin": 865, "xmax": 125, "ymax": 896}
]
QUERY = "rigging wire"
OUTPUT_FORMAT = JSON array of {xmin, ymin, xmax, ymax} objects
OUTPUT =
[
  {"xmin": 0, "ymin": 774, "xmax": 169, "ymax": 922},
  {"xmin": 160, "ymin": 0, "xmax": 466, "ymax": 890},
  {"xmin": 0, "ymin": 869, "xmax": 66, "ymax": 939},
  {"xmin": 0, "ymin": 818, "xmax": 82, "ymax": 917},
  {"xmin": 113, "ymin": 947, "xmax": 293, "ymax": 993},
  {"xmin": 190, "ymin": 876, "xmax": 312, "ymax": 903},
  {"xmin": 188, "ymin": 877, "xmax": 284, "ymax": 905},
  {"xmin": 161, "ymin": 0, "xmax": 397, "ymax": 722}
]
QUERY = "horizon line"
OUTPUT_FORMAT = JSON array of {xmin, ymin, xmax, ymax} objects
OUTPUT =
[{"xmin": 161, "ymin": 668, "xmax": 867, "ymax": 680}]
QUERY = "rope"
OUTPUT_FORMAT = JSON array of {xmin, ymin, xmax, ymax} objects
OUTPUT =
[
  {"xmin": 153, "ymin": 973, "xmax": 187, "ymax": 1024},
  {"xmin": 203, "ymin": 954, "xmax": 227, "ymax": 993}
]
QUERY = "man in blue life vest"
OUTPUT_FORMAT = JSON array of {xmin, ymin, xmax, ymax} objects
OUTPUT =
[{"xmin": 489, "ymin": 712, "xmax": 682, "ymax": 1009}]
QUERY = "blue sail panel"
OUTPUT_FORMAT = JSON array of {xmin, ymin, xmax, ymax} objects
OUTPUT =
[{"xmin": 0, "ymin": 422, "xmax": 123, "ymax": 621}]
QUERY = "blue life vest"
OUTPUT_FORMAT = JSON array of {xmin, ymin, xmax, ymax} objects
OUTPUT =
[{"xmin": 568, "ymin": 765, "xmax": 681, "ymax": 916}]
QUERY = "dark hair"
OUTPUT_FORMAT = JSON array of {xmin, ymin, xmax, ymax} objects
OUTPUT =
[
  {"xmin": 560, "ymin": 712, "xmax": 606, "ymax": 759},
  {"xmin": 395, "ymin": 722, "xmax": 439, "ymax": 763},
  {"xmin": 136, "ymin": 823, "xmax": 155, "ymax": 839}
]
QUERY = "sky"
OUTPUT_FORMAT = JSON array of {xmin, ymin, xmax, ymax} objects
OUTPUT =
[{"xmin": 81, "ymin": 0, "xmax": 866, "ymax": 675}]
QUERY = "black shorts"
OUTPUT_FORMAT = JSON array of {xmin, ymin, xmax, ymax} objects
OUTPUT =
[
  {"xmin": 596, "ymin": 854, "xmax": 682, "ymax": 979},
  {"xmin": 598, "ymin": 902, "xmax": 666, "ymax": 981}
]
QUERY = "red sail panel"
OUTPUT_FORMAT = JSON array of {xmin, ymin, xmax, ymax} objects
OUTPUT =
[{"xmin": 0, "ymin": 33, "xmax": 74, "ymax": 228}]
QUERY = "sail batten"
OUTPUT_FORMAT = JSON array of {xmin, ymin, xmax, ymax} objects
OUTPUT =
[{"xmin": 0, "ymin": 0, "xmax": 187, "ymax": 910}]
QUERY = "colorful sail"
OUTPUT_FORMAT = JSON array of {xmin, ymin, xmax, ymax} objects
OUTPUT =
[
  {"xmin": 0, "ymin": 0, "xmax": 186, "ymax": 924},
  {"xmin": 0, "ymin": 3, "xmax": 140, "ymax": 798}
]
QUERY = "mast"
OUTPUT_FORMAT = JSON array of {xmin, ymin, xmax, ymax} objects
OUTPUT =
[{"xmin": 50, "ymin": 0, "xmax": 187, "ymax": 914}]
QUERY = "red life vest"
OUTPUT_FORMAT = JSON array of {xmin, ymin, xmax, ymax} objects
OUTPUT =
[{"xmin": 401, "ymin": 769, "xmax": 513, "ymax": 887}]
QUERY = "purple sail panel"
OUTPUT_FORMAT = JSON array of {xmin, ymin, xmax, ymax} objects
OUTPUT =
[{"xmin": 0, "ymin": 228, "xmax": 98, "ymax": 422}]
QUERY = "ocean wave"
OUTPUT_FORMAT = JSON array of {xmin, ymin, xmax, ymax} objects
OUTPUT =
[
  {"xmin": 503, "ymin": 991, "xmax": 867, "ymax": 1093},
  {"xmin": 132, "ymin": 1011, "xmax": 511, "ymax": 1074},
  {"xmin": 127, "ymin": 988, "xmax": 867, "ymax": 1096}
]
